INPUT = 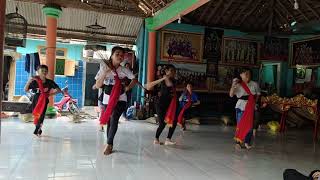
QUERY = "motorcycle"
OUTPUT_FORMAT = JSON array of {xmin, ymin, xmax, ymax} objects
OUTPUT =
[{"xmin": 54, "ymin": 81, "xmax": 80, "ymax": 114}]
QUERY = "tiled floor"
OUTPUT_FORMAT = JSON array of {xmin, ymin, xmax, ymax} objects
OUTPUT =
[{"xmin": 0, "ymin": 117, "xmax": 319, "ymax": 180}]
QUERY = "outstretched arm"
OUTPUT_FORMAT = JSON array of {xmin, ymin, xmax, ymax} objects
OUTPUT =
[
  {"xmin": 125, "ymin": 79, "xmax": 138, "ymax": 92},
  {"xmin": 145, "ymin": 76, "xmax": 167, "ymax": 90}
]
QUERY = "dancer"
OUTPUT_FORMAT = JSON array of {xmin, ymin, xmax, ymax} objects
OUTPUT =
[
  {"xmin": 229, "ymin": 68, "xmax": 261, "ymax": 149},
  {"xmin": 178, "ymin": 82, "xmax": 200, "ymax": 130},
  {"xmin": 145, "ymin": 64, "xmax": 178, "ymax": 145},
  {"xmin": 95, "ymin": 46, "xmax": 137, "ymax": 155},
  {"xmin": 24, "ymin": 65, "xmax": 61, "ymax": 137}
]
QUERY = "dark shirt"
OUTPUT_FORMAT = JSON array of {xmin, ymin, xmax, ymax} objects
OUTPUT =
[
  {"xmin": 28, "ymin": 78, "xmax": 60, "ymax": 95},
  {"xmin": 158, "ymin": 80, "xmax": 176, "ymax": 107}
]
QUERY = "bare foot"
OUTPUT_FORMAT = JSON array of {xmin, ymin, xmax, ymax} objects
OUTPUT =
[
  {"xmin": 154, "ymin": 139, "xmax": 161, "ymax": 145},
  {"xmin": 164, "ymin": 139, "xmax": 176, "ymax": 146},
  {"xmin": 103, "ymin": 145, "xmax": 113, "ymax": 156},
  {"xmin": 235, "ymin": 143, "xmax": 242, "ymax": 150},
  {"xmin": 244, "ymin": 143, "xmax": 252, "ymax": 149}
]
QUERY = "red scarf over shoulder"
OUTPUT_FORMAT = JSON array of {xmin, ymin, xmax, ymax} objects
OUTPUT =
[
  {"xmin": 177, "ymin": 91, "xmax": 192, "ymax": 126},
  {"xmin": 234, "ymin": 82, "xmax": 255, "ymax": 143},
  {"xmin": 33, "ymin": 77, "xmax": 49, "ymax": 125},
  {"xmin": 100, "ymin": 70, "xmax": 122, "ymax": 125}
]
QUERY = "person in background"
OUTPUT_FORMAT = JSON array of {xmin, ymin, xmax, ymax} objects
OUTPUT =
[
  {"xmin": 283, "ymin": 169, "xmax": 320, "ymax": 180},
  {"xmin": 229, "ymin": 68, "xmax": 261, "ymax": 149},
  {"xmin": 178, "ymin": 82, "xmax": 200, "ymax": 131},
  {"xmin": 24, "ymin": 65, "xmax": 62, "ymax": 137}
]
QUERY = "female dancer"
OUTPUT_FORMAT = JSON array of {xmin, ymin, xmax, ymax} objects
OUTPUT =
[
  {"xmin": 229, "ymin": 68, "xmax": 261, "ymax": 149},
  {"xmin": 145, "ymin": 64, "xmax": 178, "ymax": 145},
  {"xmin": 178, "ymin": 82, "xmax": 200, "ymax": 130},
  {"xmin": 24, "ymin": 65, "xmax": 61, "ymax": 137},
  {"xmin": 95, "ymin": 46, "xmax": 137, "ymax": 155}
]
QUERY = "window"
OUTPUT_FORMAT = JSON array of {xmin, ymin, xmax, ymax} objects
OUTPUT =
[
  {"xmin": 55, "ymin": 59, "xmax": 65, "ymax": 75},
  {"xmin": 38, "ymin": 46, "xmax": 72, "ymax": 76},
  {"xmin": 38, "ymin": 46, "xmax": 66, "ymax": 57}
]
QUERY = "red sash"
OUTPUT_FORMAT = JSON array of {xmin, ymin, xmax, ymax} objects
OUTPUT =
[
  {"xmin": 234, "ymin": 82, "xmax": 255, "ymax": 143},
  {"xmin": 177, "ymin": 92, "xmax": 192, "ymax": 126},
  {"xmin": 100, "ymin": 70, "xmax": 122, "ymax": 125},
  {"xmin": 32, "ymin": 77, "xmax": 49, "ymax": 125},
  {"xmin": 165, "ymin": 89, "xmax": 177, "ymax": 127}
]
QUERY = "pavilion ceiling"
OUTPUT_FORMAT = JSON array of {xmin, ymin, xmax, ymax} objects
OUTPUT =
[
  {"xmin": 185, "ymin": 0, "xmax": 320, "ymax": 35},
  {"xmin": 12, "ymin": 0, "xmax": 174, "ymax": 17},
  {"xmin": 5, "ymin": 0, "xmax": 174, "ymax": 44}
]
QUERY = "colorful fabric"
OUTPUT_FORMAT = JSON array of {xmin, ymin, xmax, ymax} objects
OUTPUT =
[
  {"xmin": 100, "ymin": 70, "xmax": 122, "ymax": 125},
  {"xmin": 180, "ymin": 92, "xmax": 198, "ymax": 107},
  {"xmin": 177, "ymin": 91, "xmax": 192, "ymax": 126},
  {"xmin": 32, "ymin": 77, "xmax": 49, "ymax": 125},
  {"xmin": 164, "ymin": 91, "xmax": 177, "ymax": 127},
  {"xmin": 234, "ymin": 82, "xmax": 255, "ymax": 143}
]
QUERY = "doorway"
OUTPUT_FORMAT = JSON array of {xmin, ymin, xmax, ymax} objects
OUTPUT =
[
  {"xmin": 261, "ymin": 62, "xmax": 281, "ymax": 95},
  {"xmin": 84, "ymin": 62, "xmax": 100, "ymax": 106}
]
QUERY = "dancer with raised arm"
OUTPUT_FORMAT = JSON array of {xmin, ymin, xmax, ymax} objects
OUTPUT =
[
  {"xmin": 146, "ymin": 64, "xmax": 178, "ymax": 145},
  {"xmin": 24, "ymin": 65, "xmax": 61, "ymax": 137},
  {"xmin": 95, "ymin": 46, "xmax": 137, "ymax": 155},
  {"xmin": 229, "ymin": 68, "xmax": 261, "ymax": 149}
]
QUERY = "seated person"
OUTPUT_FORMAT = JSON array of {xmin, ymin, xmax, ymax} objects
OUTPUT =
[
  {"xmin": 179, "ymin": 83, "xmax": 200, "ymax": 130},
  {"xmin": 283, "ymin": 169, "xmax": 320, "ymax": 180}
]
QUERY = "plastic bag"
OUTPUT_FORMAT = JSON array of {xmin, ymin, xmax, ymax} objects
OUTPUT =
[{"xmin": 267, "ymin": 121, "xmax": 280, "ymax": 132}]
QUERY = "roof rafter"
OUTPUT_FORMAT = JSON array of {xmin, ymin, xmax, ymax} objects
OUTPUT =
[
  {"xmin": 238, "ymin": 0, "xmax": 263, "ymax": 26},
  {"xmin": 287, "ymin": 0, "xmax": 309, "ymax": 21},
  {"xmin": 205, "ymin": 0, "xmax": 224, "ymax": 24},
  {"xmin": 302, "ymin": 0, "xmax": 320, "ymax": 19},
  {"xmin": 212, "ymin": 0, "xmax": 234, "ymax": 25},
  {"xmin": 231, "ymin": 0, "xmax": 255, "ymax": 26}
]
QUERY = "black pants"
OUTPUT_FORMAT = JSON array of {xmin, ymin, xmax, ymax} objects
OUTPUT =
[
  {"xmin": 155, "ymin": 103, "xmax": 177, "ymax": 139},
  {"xmin": 283, "ymin": 169, "xmax": 312, "ymax": 180},
  {"xmin": 32, "ymin": 94, "xmax": 48, "ymax": 134},
  {"xmin": 103, "ymin": 101, "xmax": 127, "ymax": 145}
]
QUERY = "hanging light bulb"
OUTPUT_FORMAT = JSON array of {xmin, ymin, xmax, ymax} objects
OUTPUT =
[
  {"xmin": 178, "ymin": 15, "xmax": 181, "ymax": 24},
  {"xmin": 294, "ymin": 0, "xmax": 299, "ymax": 10}
]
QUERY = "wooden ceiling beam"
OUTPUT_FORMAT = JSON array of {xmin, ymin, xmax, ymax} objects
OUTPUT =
[
  {"xmin": 142, "ymin": 0, "xmax": 156, "ymax": 11},
  {"xmin": 205, "ymin": 0, "xmax": 224, "ymax": 24},
  {"xmin": 287, "ymin": 0, "xmax": 309, "ymax": 21},
  {"xmin": 231, "ymin": 0, "xmax": 255, "ymax": 26},
  {"xmin": 253, "ymin": 11, "xmax": 270, "ymax": 30},
  {"xmin": 12, "ymin": 27, "xmax": 135, "ymax": 44},
  {"xmin": 276, "ymin": 0, "xmax": 297, "ymax": 20},
  {"xmin": 268, "ymin": 0, "xmax": 275, "ymax": 35},
  {"xmin": 274, "ymin": 5, "xmax": 290, "ymax": 26},
  {"xmin": 157, "ymin": 0, "xmax": 166, "ymax": 7},
  {"xmin": 13, "ymin": 0, "xmax": 146, "ymax": 17},
  {"xmin": 19, "ymin": 24, "xmax": 137, "ymax": 39},
  {"xmin": 261, "ymin": 15, "xmax": 273, "ymax": 31},
  {"xmin": 252, "ymin": 2, "xmax": 270, "ymax": 30},
  {"xmin": 198, "ymin": 1, "xmax": 212, "ymax": 22},
  {"xmin": 238, "ymin": 0, "xmax": 263, "ymax": 26},
  {"xmin": 302, "ymin": 0, "xmax": 320, "ymax": 19},
  {"xmin": 212, "ymin": 0, "xmax": 234, "ymax": 25},
  {"xmin": 128, "ymin": 0, "xmax": 152, "ymax": 15},
  {"xmin": 150, "ymin": 0, "xmax": 161, "ymax": 8}
]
